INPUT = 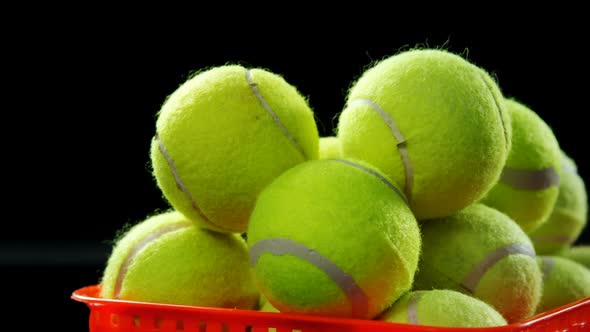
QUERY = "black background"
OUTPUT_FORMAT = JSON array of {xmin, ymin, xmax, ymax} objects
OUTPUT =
[{"xmin": 4, "ymin": 21, "xmax": 589, "ymax": 331}]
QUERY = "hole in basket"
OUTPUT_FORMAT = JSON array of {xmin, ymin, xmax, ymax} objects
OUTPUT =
[
  {"xmin": 176, "ymin": 320, "xmax": 184, "ymax": 330},
  {"xmin": 155, "ymin": 318, "xmax": 162, "ymax": 329},
  {"xmin": 198, "ymin": 321, "xmax": 207, "ymax": 332},
  {"xmin": 221, "ymin": 323, "xmax": 229, "ymax": 332},
  {"xmin": 110, "ymin": 314, "xmax": 119, "ymax": 326},
  {"xmin": 244, "ymin": 325, "xmax": 252, "ymax": 332},
  {"xmin": 133, "ymin": 316, "xmax": 140, "ymax": 327}
]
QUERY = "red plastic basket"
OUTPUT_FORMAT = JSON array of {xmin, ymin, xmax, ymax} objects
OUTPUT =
[{"xmin": 72, "ymin": 285, "xmax": 589, "ymax": 332}]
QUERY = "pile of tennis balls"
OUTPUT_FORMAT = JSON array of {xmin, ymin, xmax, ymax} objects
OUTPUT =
[{"xmin": 99, "ymin": 49, "xmax": 590, "ymax": 328}]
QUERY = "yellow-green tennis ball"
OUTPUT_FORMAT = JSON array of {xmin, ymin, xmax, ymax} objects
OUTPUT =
[
  {"xmin": 319, "ymin": 136, "xmax": 341, "ymax": 159},
  {"xmin": 537, "ymin": 256, "xmax": 590, "ymax": 313},
  {"xmin": 379, "ymin": 290, "xmax": 507, "ymax": 327},
  {"xmin": 561, "ymin": 246, "xmax": 590, "ymax": 269},
  {"xmin": 151, "ymin": 65, "xmax": 319, "ymax": 233},
  {"xmin": 414, "ymin": 204, "xmax": 542, "ymax": 323},
  {"xmin": 100, "ymin": 211, "xmax": 259, "ymax": 308},
  {"xmin": 482, "ymin": 99, "xmax": 561, "ymax": 233},
  {"xmin": 338, "ymin": 49, "xmax": 511, "ymax": 220},
  {"xmin": 259, "ymin": 296, "xmax": 280, "ymax": 313},
  {"xmin": 530, "ymin": 152, "xmax": 588, "ymax": 254},
  {"xmin": 248, "ymin": 159, "xmax": 420, "ymax": 319}
]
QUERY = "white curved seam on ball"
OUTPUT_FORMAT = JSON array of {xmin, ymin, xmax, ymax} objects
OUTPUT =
[
  {"xmin": 249, "ymin": 238, "xmax": 369, "ymax": 318},
  {"xmin": 330, "ymin": 158, "xmax": 408, "ymax": 204},
  {"xmin": 155, "ymin": 135, "xmax": 235, "ymax": 232},
  {"xmin": 348, "ymin": 98, "xmax": 414, "ymax": 201},
  {"xmin": 500, "ymin": 167, "xmax": 560, "ymax": 190},
  {"xmin": 114, "ymin": 222, "xmax": 193, "ymax": 298},
  {"xmin": 407, "ymin": 291, "xmax": 425, "ymax": 324},
  {"xmin": 462, "ymin": 243, "xmax": 536, "ymax": 293},
  {"xmin": 245, "ymin": 69, "xmax": 306, "ymax": 159},
  {"xmin": 540, "ymin": 257, "xmax": 555, "ymax": 283},
  {"xmin": 479, "ymin": 72, "xmax": 509, "ymax": 152}
]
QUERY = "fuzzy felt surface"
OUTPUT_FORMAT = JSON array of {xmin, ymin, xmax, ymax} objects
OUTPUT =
[
  {"xmin": 100, "ymin": 211, "xmax": 259, "ymax": 308},
  {"xmin": 319, "ymin": 136, "xmax": 341, "ymax": 159},
  {"xmin": 247, "ymin": 159, "xmax": 420, "ymax": 319},
  {"xmin": 151, "ymin": 65, "xmax": 319, "ymax": 233},
  {"xmin": 338, "ymin": 49, "xmax": 510, "ymax": 220},
  {"xmin": 536, "ymin": 256, "xmax": 590, "ymax": 313},
  {"xmin": 379, "ymin": 290, "xmax": 506, "ymax": 327},
  {"xmin": 530, "ymin": 153, "xmax": 588, "ymax": 254},
  {"xmin": 258, "ymin": 296, "xmax": 280, "ymax": 313},
  {"xmin": 483, "ymin": 99, "xmax": 561, "ymax": 233},
  {"xmin": 413, "ymin": 204, "xmax": 542, "ymax": 323},
  {"xmin": 561, "ymin": 246, "xmax": 590, "ymax": 269}
]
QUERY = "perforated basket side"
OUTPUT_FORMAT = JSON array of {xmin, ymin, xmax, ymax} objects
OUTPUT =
[{"xmin": 73, "ymin": 285, "xmax": 590, "ymax": 332}]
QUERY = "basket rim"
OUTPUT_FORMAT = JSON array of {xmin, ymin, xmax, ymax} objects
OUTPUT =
[
  {"xmin": 72, "ymin": 284, "xmax": 590, "ymax": 330},
  {"xmin": 72, "ymin": 285, "xmax": 437, "ymax": 330}
]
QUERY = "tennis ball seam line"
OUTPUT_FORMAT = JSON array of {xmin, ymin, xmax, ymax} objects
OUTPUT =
[
  {"xmin": 245, "ymin": 69, "xmax": 306, "ymax": 160},
  {"xmin": 249, "ymin": 238, "xmax": 369, "ymax": 318},
  {"xmin": 347, "ymin": 99, "xmax": 414, "ymax": 201},
  {"xmin": 540, "ymin": 256, "xmax": 555, "ymax": 283},
  {"xmin": 478, "ymin": 72, "xmax": 509, "ymax": 151},
  {"xmin": 329, "ymin": 158, "xmax": 408, "ymax": 204},
  {"xmin": 499, "ymin": 167, "xmax": 560, "ymax": 190},
  {"xmin": 407, "ymin": 291, "xmax": 425, "ymax": 324},
  {"xmin": 462, "ymin": 243, "xmax": 535, "ymax": 293},
  {"xmin": 114, "ymin": 221, "xmax": 193, "ymax": 298},
  {"xmin": 154, "ymin": 134, "xmax": 238, "ymax": 232}
]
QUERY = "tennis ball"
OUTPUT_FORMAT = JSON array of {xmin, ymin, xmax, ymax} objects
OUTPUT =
[
  {"xmin": 530, "ymin": 152, "xmax": 587, "ymax": 254},
  {"xmin": 482, "ymin": 99, "xmax": 561, "ymax": 233},
  {"xmin": 537, "ymin": 256, "xmax": 590, "ymax": 313},
  {"xmin": 100, "ymin": 211, "xmax": 259, "ymax": 308},
  {"xmin": 414, "ymin": 204, "xmax": 542, "ymax": 323},
  {"xmin": 379, "ymin": 290, "xmax": 507, "ymax": 327},
  {"xmin": 561, "ymin": 246, "xmax": 590, "ymax": 269},
  {"xmin": 248, "ymin": 159, "xmax": 420, "ymax": 319},
  {"xmin": 338, "ymin": 49, "xmax": 511, "ymax": 220},
  {"xmin": 151, "ymin": 65, "xmax": 319, "ymax": 233},
  {"xmin": 319, "ymin": 136, "xmax": 341, "ymax": 159},
  {"xmin": 259, "ymin": 296, "xmax": 280, "ymax": 313}
]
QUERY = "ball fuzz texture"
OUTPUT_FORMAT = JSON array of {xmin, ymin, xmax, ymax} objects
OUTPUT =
[
  {"xmin": 247, "ymin": 159, "xmax": 421, "ymax": 319},
  {"xmin": 530, "ymin": 152, "xmax": 587, "ymax": 254},
  {"xmin": 338, "ymin": 49, "xmax": 511, "ymax": 220},
  {"xmin": 319, "ymin": 136, "xmax": 341, "ymax": 159},
  {"xmin": 151, "ymin": 65, "xmax": 319, "ymax": 232},
  {"xmin": 414, "ymin": 204, "xmax": 542, "ymax": 323},
  {"xmin": 258, "ymin": 296, "xmax": 280, "ymax": 313},
  {"xmin": 379, "ymin": 290, "xmax": 507, "ymax": 327},
  {"xmin": 482, "ymin": 99, "xmax": 561, "ymax": 233},
  {"xmin": 536, "ymin": 256, "xmax": 590, "ymax": 313},
  {"xmin": 561, "ymin": 246, "xmax": 590, "ymax": 269},
  {"xmin": 100, "ymin": 211, "xmax": 259, "ymax": 308}
]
